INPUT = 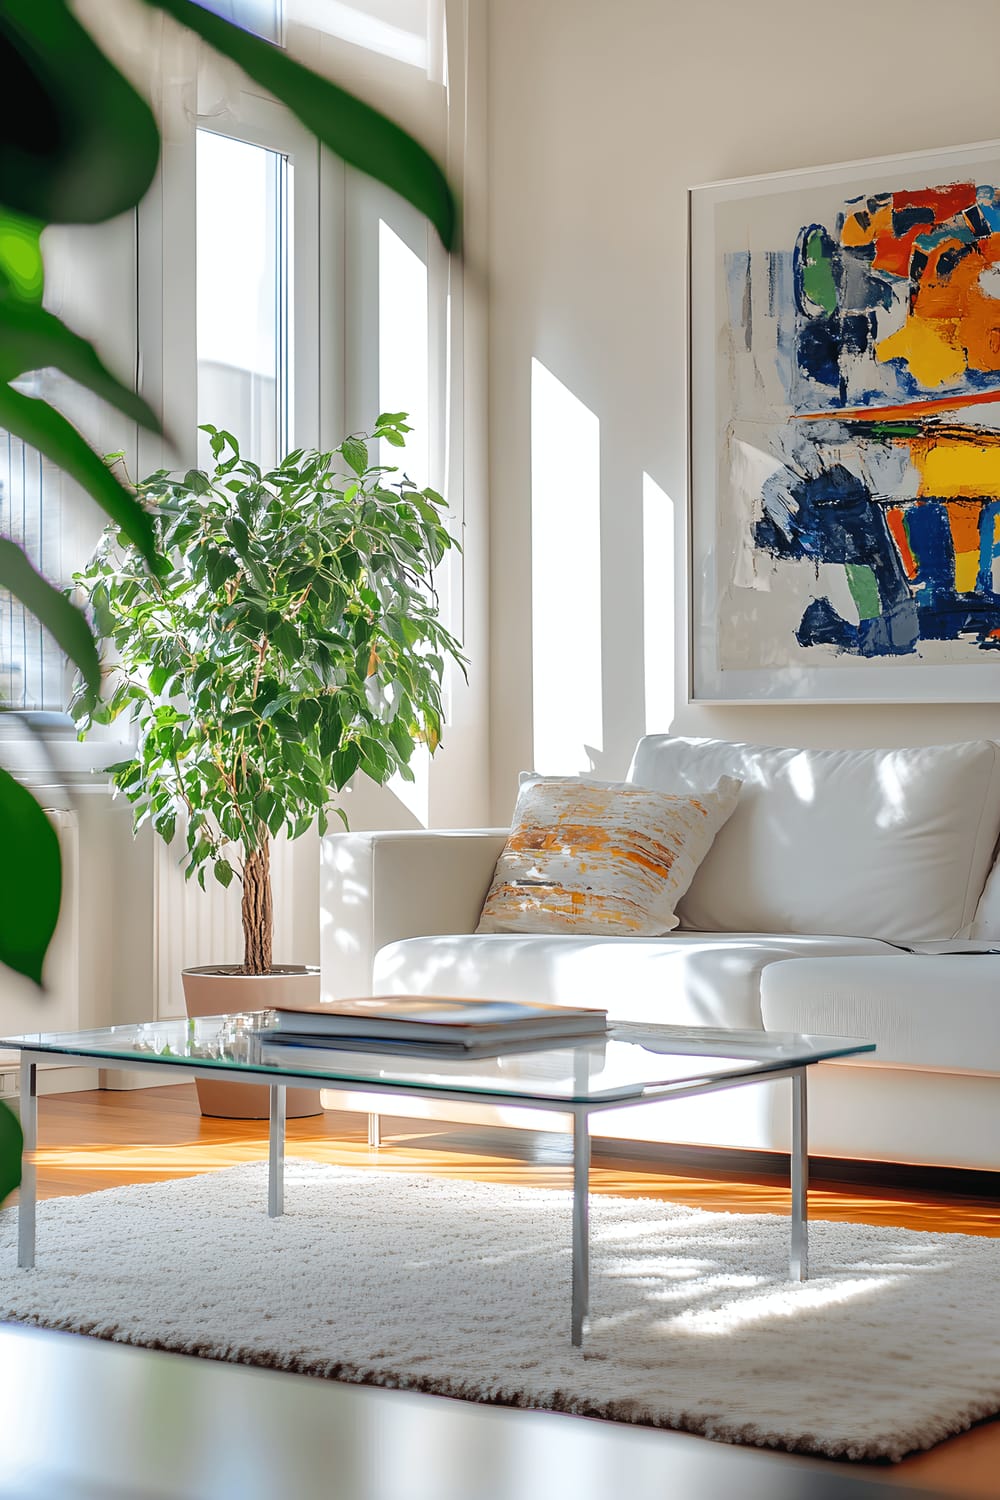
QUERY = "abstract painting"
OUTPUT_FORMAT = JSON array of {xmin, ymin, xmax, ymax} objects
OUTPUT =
[{"xmin": 689, "ymin": 140, "xmax": 1000, "ymax": 701}]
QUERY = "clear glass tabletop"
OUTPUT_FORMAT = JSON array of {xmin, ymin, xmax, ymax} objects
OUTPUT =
[{"xmin": 0, "ymin": 1016, "xmax": 876, "ymax": 1105}]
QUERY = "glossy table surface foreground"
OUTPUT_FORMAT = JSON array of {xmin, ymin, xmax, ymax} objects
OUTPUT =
[{"xmin": 0, "ymin": 1325, "xmax": 947, "ymax": 1500}]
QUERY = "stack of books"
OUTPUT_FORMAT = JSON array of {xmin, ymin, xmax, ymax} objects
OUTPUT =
[{"xmin": 256, "ymin": 995, "xmax": 608, "ymax": 1059}]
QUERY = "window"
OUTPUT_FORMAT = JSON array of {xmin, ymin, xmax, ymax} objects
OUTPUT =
[
  {"xmin": 2, "ymin": 0, "xmax": 463, "ymax": 736},
  {"xmin": 0, "ymin": 409, "xmax": 59, "ymax": 709},
  {"xmin": 0, "ymin": 358, "xmax": 98, "ymax": 713},
  {"xmin": 196, "ymin": 131, "xmax": 291, "ymax": 470},
  {"xmin": 195, "ymin": 0, "xmax": 284, "ymax": 44}
]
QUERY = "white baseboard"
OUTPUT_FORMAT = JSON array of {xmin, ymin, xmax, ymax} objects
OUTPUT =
[
  {"xmin": 1, "ymin": 1063, "xmax": 101, "ymax": 1111},
  {"xmin": 99, "ymin": 1068, "xmax": 195, "ymax": 1091},
  {"xmin": 38, "ymin": 1066, "xmax": 99, "ymax": 1095}
]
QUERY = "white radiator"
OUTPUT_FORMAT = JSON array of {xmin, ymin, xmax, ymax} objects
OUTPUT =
[{"xmin": 153, "ymin": 836, "xmax": 296, "ymax": 1018}]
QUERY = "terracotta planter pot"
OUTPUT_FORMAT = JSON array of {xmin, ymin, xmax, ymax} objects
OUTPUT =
[{"xmin": 181, "ymin": 965, "xmax": 323, "ymax": 1119}]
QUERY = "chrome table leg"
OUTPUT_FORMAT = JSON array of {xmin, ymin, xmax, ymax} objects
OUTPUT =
[
  {"xmin": 268, "ymin": 1084, "xmax": 285, "ymax": 1218},
  {"xmin": 790, "ymin": 1068, "xmax": 808, "ymax": 1281},
  {"xmin": 17, "ymin": 1059, "xmax": 37, "ymax": 1269},
  {"xmin": 367, "ymin": 1112, "xmax": 381, "ymax": 1150},
  {"xmin": 571, "ymin": 1110, "xmax": 590, "ymax": 1347}
]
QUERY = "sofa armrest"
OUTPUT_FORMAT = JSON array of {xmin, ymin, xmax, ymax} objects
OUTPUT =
[{"xmin": 320, "ymin": 829, "xmax": 508, "ymax": 1000}]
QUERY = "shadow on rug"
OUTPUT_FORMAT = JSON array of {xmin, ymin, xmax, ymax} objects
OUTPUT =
[{"xmin": 1, "ymin": 1160, "xmax": 998, "ymax": 1462}]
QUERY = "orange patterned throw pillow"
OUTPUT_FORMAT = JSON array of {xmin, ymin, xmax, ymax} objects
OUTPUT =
[{"xmin": 476, "ymin": 776, "xmax": 742, "ymax": 936}]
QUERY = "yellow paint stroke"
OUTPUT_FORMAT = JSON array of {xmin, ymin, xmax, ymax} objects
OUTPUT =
[
  {"xmin": 875, "ymin": 231, "xmax": 1000, "ymax": 388},
  {"xmin": 909, "ymin": 437, "xmax": 1000, "ymax": 498},
  {"xmin": 877, "ymin": 316, "xmax": 967, "ymax": 388}
]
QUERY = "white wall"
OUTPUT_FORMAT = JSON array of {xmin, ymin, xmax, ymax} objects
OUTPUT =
[{"xmin": 486, "ymin": 0, "xmax": 1000, "ymax": 819}]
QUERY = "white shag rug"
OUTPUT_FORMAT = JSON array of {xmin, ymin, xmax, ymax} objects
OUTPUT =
[{"xmin": 1, "ymin": 1160, "xmax": 998, "ymax": 1462}]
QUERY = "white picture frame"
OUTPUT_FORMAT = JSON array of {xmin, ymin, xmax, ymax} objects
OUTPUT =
[{"xmin": 689, "ymin": 139, "xmax": 1000, "ymax": 703}]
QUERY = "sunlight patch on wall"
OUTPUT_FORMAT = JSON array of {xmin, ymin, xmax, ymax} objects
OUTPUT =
[
  {"xmin": 379, "ymin": 219, "xmax": 428, "ymax": 480},
  {"xmin": 380, "ymin": 218, "xmax": 430, "ymax": 824},
  {"xmin": 642, "ymin": 472, "xmax": 675, "ymax": 734},
  {"xmin": 530, "ymin": 358, "xmax": 602, "ymax": 774}
]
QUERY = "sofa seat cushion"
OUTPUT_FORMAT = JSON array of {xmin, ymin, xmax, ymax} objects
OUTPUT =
[
  {"xmin": 760, "ymin": 955, "xmax": 1000, "ymax": 1075},
  {"xmin": 371, "ymin": 932, "xmax": 898, "ymax": 1031},
  {"xmin": 628, "ymin": 735, "xmax": 1000, "ymax": 943}
]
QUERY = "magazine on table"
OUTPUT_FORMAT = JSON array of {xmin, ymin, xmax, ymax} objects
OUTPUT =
[
  {"xmin": 258, "ymin": 1031, "xmax": 609, "ymax": 1062},
  {"xmin": 257, "ymin": 995, "xmax": 609, "ymax": 1050}
]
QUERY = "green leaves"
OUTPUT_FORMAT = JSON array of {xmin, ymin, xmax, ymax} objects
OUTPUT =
[
  {"xmin": 0, "ymin": 540, "xmax": 100, "ymax": 707},
  {"xmin": 0, "ymin": 37, "xmax": 162, "ymax": 598},
  {"xmin": 140, "ymin": 0, "xmax": 458, "ymax": 252},
  {"xmin": 0, "ymin": 0, "xmax": 160, "ymax": 224},
  {"xmin": 0, "ymin": 1102, "xmax": 22, "ymax": 1205},
  {"xmin": 0, "ymin": 211, "xmax": 43, "ymax": 302},
  {"xmin": 0, "ymin": 302, "xmax": 160, "ymax": 429},
  {"xmin": 0, "ymin": 386, "xmax": 158, "ymax": 571},
  {"xmin": 72, "ymin": 420, "xmax": 467, "ymax": 930},
  {"xmin": 0, "ymin": 767, "xmax": 62, "ymax": 986},
  {"xmin": 341, "ymin": 436, "xmax": 369, "ymax": 476},
  {"xmin": 330, "ymin": 741, "xmax": 361, "ymax": 790}
]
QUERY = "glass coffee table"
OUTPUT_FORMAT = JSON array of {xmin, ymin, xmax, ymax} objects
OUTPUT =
[{"xmin": 1, "ymin": 1017, "xmax": 875, "ymax": 1346}]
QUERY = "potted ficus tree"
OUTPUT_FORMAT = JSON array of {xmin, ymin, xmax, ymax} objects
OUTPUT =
[{"xmin": 71, "ymin": 414, "xmax": 465, "ymax": 1117}]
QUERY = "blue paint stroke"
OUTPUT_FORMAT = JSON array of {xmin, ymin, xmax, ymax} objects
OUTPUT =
[
  {"xmin": 755, "ymin": 462, "xmax": 919, "ymax": 657},
  {"xmin": 977, "ymin": 498, "xmax": 1000, "ymax": 594}
]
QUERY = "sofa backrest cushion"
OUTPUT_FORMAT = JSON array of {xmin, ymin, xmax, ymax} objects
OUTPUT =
[{"xmin": 627, "ymin": 735, "xmax": 1000, "ymax": 942}]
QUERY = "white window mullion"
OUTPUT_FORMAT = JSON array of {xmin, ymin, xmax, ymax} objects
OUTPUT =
[{"xmin": 318, "ymin": 148, "xmax": 347, "ymax": 452}]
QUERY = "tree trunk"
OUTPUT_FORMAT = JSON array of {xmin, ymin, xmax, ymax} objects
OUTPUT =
[{"xmin": 241, "ymin": 839, "xmax": 273, "ymax": 975}]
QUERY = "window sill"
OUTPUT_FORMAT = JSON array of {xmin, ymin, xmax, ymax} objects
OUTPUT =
[{"xmin": 0, "ymin": 736, "xmax": 133, "ymax": 787}]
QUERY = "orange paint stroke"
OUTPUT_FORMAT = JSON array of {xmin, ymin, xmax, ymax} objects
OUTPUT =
[
  {"xmin": 793, "ymin": 387, "xmax": 1000, "ymax": 422},
  {"xmin": 882, "ymin": 231, "xmax": 1000, "ymax": 385},
  {"xmin": 883, "ymin": 185, "xmax": 977, "ymax": 278},
  {"xmin": 842, "ymin": 184, "xmax": 977, "ymax": 280},
  {"xmin": 894, "ymin": 184, "xmax": 976, "ymax": 216},
  {"xmin": 886, "ymin": 507, "xmax": 917, "ymax": 578}
]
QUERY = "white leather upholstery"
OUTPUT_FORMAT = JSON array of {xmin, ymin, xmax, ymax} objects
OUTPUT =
[
  {"xmin": 372, "ymin": 932, "xmax": 898, "ymax": 1029},
  {"xmin": 320, "ymin": 830, "xmax": 507, "ymax": 1002},
  {"xmin": 588, "ymin": 1064, "xmax": 1000, "ymax": 1168},
  {"xmin": 628, "ymin": 735, "xmax": 1000, "ymax": 943},
  {"xmin": 319, "ymin": 1066, "xmax": 1000, "ymax": 1170},
  {"xmin": 761, "ymin": 955, "xmax": 1000, "ymax": 1076},
  {"xmin": 318, "ymin": 736, "xmax": 1000, "ymax": 1169}
]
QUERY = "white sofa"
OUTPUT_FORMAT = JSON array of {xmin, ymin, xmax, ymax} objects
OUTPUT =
[{"xmin": 319, "ymin": 735, "xmax": 1000, "ymax": 1172}]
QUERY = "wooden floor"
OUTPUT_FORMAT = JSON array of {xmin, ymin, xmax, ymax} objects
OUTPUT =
[{"xmin": 14, "ymin": 1083, "xmax": 1000, "ymax": 1496}]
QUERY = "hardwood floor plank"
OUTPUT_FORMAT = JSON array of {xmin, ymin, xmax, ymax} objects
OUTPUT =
[{"xmin": 8, "ymin": 1083, "xmax": 1000, "ymax": 1495}]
